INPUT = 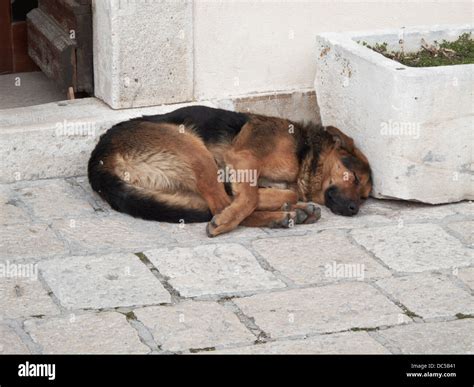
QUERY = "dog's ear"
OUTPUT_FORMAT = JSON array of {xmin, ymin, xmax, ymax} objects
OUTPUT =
[{"xmin": 325, "ymin": 126, "xmax": 355, "ymax": 153}]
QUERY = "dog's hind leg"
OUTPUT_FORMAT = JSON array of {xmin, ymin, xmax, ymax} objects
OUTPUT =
[
  {"xmin": 182, "ymin": 139, "xmax": 232, "ymax": 216},
  {"xmin": 206, "ymin": 150, "xmax": 259, "ymax": 237}
]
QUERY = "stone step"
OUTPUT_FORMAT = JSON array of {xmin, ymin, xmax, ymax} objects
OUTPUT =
[{"xmin": 0, "ymin": 98, "xmax": 216, "ymax": 183}]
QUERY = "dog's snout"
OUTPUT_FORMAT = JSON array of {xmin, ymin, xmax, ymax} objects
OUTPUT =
[{"xmin": 347, "ymin": 201, "xmax": 359, "ymax": 215}]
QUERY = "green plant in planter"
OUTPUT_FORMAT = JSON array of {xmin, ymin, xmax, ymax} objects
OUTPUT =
[{"xmin": 358, "ymin": 32, "xmax": 474, "ymax": 67}]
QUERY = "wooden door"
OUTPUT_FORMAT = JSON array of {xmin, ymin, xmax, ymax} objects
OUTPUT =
[{"xmin": 27, "ymin": 0, "xmax": 93, "ymax": 93}]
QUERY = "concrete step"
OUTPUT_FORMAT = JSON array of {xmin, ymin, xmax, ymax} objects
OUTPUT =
[{"xmin": 0, "ymin": 98, "xmax": 215, "ymax": 183}]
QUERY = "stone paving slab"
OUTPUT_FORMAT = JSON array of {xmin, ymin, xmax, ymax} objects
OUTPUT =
[
  {"xmin": 449, "ymin": 200, "xmax": 474, "ymax": 216},
  {"xmin": 361, "ymin": 199, "xmax": 459, "ymax": 222},
  {"xmin": 14, "ymin": 179, "xmax": 97, "ymax": 221},
  {"xmin": 457, "ymin": 267, "xmax": 474, "ymax": 291},
  {"xmin": 68, "ymin": 176, "xmax": 111, "ymax": 213},
  {"xmin": 134, "ymin": 301, "xmax": 255, "ymax": 352},
  {"xmin": 376, "ymin": 273, "xmax": 474, "ymax": 319},
  {"xmin": 307, "ymin": 204, "xmax": 391, "ymax": 230},
  {"xmin": 375, "ymin": 319, "xmax": 474, "ymax": 354},
  {"xmin": 0, "ymin": 187, "xmax": 30, "ymax": 225},
  {"xmin": 40, "ymin": 253, "xmax": 171, "ymax": 309},
  {"xmin": 0, "ymin": 277, "xmax": 59, "ymax": 319},
  {"xmin": 211, "ymin": 331, "xmax": 390, "ymax": 354},
  {"xmin": 0, "ymin": 176, "xmax": 472, "ymax": 354},
  {"xmin": 144, "ymin": 244, "xmax": 285, "ymax": 297},
  {"xmin": 351, "ymin": 224, "xmax": 472, "ymax": 273},
  {"xmin": 446, "ymin": 220, "xmax": 474, "ymax": 246},
  {"xmin": 24, "ymin": 312, "xmax": 149, "ymax": 354},
  {"xmin": 155, "ymin": 222, "xmax": 268, "ymax": 244},
  {"xmin": 234, "ymin": 283, "xmax": 409, "ymax": 338},
  {"xmin": 0, "ymin": 223, "xmax": 66, "ymax": 261},
  {"xmin": 51, "ymin": 215, "xmax": 176, "ymax": 255},
  {"xmin": 252, "ymin": 230, "xmax": 391, "ymax": 285},
  {"xmin": 0, "ymin": 324, "xmax": 30, "ymax": 354}
]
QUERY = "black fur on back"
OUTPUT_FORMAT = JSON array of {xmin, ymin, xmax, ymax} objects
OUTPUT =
[
  {"xmin": 88, "ymin": 106, "xmax": 249, "ymax": 223},
  {"xmin": 138, "ymin": 105, "xmax": 249, "ymax": 144}
]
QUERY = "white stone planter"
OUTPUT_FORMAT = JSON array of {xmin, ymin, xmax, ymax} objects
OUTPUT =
[{"xmin": 315, "ymin": 25, "xmax": 473, "ymax": 204}]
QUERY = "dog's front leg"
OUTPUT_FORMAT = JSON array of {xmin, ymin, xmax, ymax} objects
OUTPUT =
[{"xmin": 206, "ymin": 150, "xmax": 259, "ymax": 237}]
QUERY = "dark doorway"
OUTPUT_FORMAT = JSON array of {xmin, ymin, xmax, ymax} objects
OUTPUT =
[{"xmin": 0, "ymin": 0, "xmax": 39, "ymax": 74}]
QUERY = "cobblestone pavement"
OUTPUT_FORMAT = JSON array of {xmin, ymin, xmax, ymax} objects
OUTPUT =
[{"xmin": 0, "ymin": 177, "xmax": 473, "ymax": 354}]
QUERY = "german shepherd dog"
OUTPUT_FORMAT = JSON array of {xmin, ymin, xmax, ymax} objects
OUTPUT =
[{"xmin": 88, "ymin": 106, "xmax": 372, "ymax": 237}]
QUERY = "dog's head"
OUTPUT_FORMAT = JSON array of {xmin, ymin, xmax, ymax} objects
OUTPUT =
[{"xmin": 312, "ymin": 126, "xmax": 372, "ymax": 216}]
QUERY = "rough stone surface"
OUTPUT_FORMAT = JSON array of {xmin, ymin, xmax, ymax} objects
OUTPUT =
[
  {"xmin": 446, "ymin": 220, "xmax": 474, "ymax": 246},
  {"xmin": 144, "ymin": 244, "xmax": 285, "ymax": 297},
  {"xmin": 135, "ymin": 301, "xmax": 255, "ymax": 352},
  {"xmin": 0, "ymin": 71, "xmax": 64, "ymax": 110},
  {"xmin": 351, "ymin": 224, "xmax": 472, "ymax": 272},
  {"xmin": 0, "ymin": 277, "xmax": 59, "ymax": 319},
  {"xmin": 15, "ymin": 179, "xmax": 96, "ymax": 220},
  {"xmin": 234, "ymin": 283, "xmax": 408, "ymax": 338},
  {"xmin": 40, "ymin": 254, "xmax": 171, "ymax": 309},
  {"xmin": 252, "ymin": 230, "xmax": 391, "ymax": 285},
  {"xmin": 216, "ymin": 90, "xmax": 320, "ymax": 124},
  {"xmin": 159, "ymin": 221, "xmax": 268, "ymax": 243},
  {"xmin": 0, "ymin": 177, "xmax": 472, "ymax": 354},
  {"xmin": 376, "ymin": 273, "xmax": 474, "ymax": 319},
  {"xmin": 361, "ymin": 198, "xmax": 458, "ymax": 222},
  {"xmin": 51, "ymin": 215, "xmax": 175, "ymax": 255},
  {"xmin": 93, "ymin": 0, "xmax": 193, "ymax": 109},
  {"xmin": 376, "ymin": 319, "xmax": 474, "ymax": 354},
  {"xmin": 0, "ymin": 325, "xmax": 30, "ymax": 354},
  {"xmin": 0, "ymin": 99, "xmax": 215, "ymax": 184},
  {"xmin": 0, "ymin": 187, "xmax": 30, "ymax": 225},
  {"xmin": 315, "ymin": 25, "xmax": 473, "ymax": 204},
  {"xmin": 307, "ymin": 203, "xmax": 392, "ymax": 230},
  {"xmin": 212, "ymin": 332, "xmax": 389, "ymax": 354},
  {"xmin": 24, "ymin": 312, "xmax": 149, "ymax": 354},
  {"xmin": 457, "ymin": 267, "xmax": 474, "ymax": 290},
  {"xmin": 0, "ymin": 223, "xmax": 66, "ymax": 261}
]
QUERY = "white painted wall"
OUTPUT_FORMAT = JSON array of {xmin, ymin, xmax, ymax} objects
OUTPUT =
[{"xmin": 193, "ymin": 0, "xmax": 473, "ymax": 100}]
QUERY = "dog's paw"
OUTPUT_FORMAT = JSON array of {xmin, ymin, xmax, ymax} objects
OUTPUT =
[
  {"xmin": 269, "ymin": 212, "xmax": 297, "ymax": 228},
  {"xmin": 294, "ymin": 202, "xmax": 321, "ymax": 224},
  {"xmin": 206, "ymin": 213, "xmax": 240, "ymax": 237},
  {"xmin": 206, "ymin": 216, "xmax": 219, "ymax": 237}
]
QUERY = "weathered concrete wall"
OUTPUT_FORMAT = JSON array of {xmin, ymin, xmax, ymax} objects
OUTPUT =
[
  {"xmin": 92, "ymin": 1, "xmax": 472, "ymax": 108},
  {"xmin": 216, "ymin": 90, "xmax": 320, "ymax": 124},
  {"xmin": 193, "ymin": 1, "xmax": 472, "ymax": 100},
  {"xmin": 92, "ymin": 0, "xmax": 193, "ymax": 109}
]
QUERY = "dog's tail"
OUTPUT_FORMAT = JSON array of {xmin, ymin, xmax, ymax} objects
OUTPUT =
[{"xmin": 87, "ymin": 157, "xmax": 212, "ymax": 224}]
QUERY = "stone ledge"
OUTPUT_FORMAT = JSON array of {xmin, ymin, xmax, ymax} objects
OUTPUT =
[{"xmin": 0, "ymin": 98, "xmax": 215, "ymax": 184}]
